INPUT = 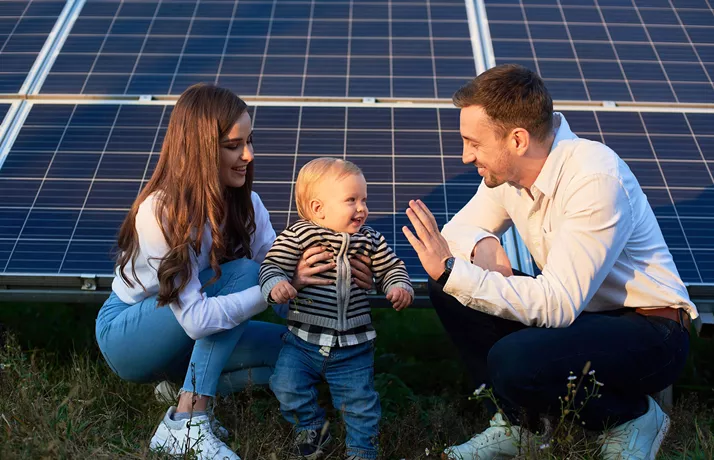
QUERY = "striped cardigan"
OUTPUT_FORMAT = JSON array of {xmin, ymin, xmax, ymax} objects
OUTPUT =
[{"xmin": 259, "ymin": 219, "xmax": 413, "ymax": 332}]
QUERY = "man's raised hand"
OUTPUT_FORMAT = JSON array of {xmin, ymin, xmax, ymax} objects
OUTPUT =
[{"xmin": 402, "ymin": 199, "xmax": 454, "ymax": 281}]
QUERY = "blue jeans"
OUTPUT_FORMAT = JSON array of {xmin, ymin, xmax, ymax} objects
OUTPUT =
[
  {"xmin": 269, "ymin": 332, "xmax": 381, "ymax": 459},
  {"xmin": 95, "ymin": 258, "xmax": 287, "ymax": 397}
]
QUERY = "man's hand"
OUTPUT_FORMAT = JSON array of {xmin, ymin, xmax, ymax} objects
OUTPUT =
[
  {"xmin": 386, "ymin": 287, "xmax": 412, "ymax": 311},
  {"xmin": 270, "ymin": 280, "xmax": 298, "ymax": 304},
  {"xmin": 402, "ymin": 199, "xmax": 454, "ymax": 280},
  {"xmin": 349, "ymin": 254, "xmax": 373, "ymax": 290},
  {"xmin": 472, "ymin": 237, "xmax": 513, "ymax": 277},
  {"xmin": 292, "ymin": 246, "xmax": 335, "ymax": 290}
]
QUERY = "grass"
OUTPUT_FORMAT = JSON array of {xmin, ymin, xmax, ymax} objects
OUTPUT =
[{"xmin": 0, "ymin": 303, "xmax": 713, "ymax": 459}]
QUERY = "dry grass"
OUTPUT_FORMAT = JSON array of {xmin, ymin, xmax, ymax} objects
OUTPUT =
[{"xmin": 0, "ymin": 331, "xmax": 711, "ymax": 460}]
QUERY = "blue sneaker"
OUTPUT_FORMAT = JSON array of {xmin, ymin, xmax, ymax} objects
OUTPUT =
[{"xmin": 599, "ymin": 396, "xmax": 670, "ymax": 460}]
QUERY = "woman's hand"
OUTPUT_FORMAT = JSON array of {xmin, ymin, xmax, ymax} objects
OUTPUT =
[
  {"xmin": 349, "ymin": 254, "xmax": 373, "ymax": 290},
  {"xmin": 291, "ymin": 246, "xmax": 336, "ymax": 291}
]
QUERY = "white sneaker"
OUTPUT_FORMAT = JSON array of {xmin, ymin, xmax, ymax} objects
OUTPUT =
[
  {"xmin": 154, "ymin": 380, "xmax": 178, "ymax": 405},
  {"xmin": 442, "ymin": 413, "xmax": 532, "ymax": 460},
  {"xmin": 599, "ymin": 395, "xmax": 670, "ymax": 460},
  {"xmin": 149, "ymin": 406, "xmax": 240, "ymax": 460},
  {"xmin": 154, "ymin": 381, "xmax": 230, "ymax": 440}
]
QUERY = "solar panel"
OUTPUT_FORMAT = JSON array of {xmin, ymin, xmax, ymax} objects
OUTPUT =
[
  {"xmin": 0, "ymin": 0, "xmax": 66, "ymax": 93},
  {"xmin": 1, "ymin": 102, "xmax": 712, "ymax": 284},
  {"xmin": 485, "ymin": 0, "xmax": 714, "ymax": 103},
  {"xmin": 39, "ymin": 0, "xmax": 477, "ymax": 99},
  {"xmin": 0, "ymin": 103, "xmax": 472, "ymax": 279}
]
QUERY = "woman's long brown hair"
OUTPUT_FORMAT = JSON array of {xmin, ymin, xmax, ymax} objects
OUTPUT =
[{"xmin": 115, "ymin": 83, "xmax": 256, "ymax": 307}]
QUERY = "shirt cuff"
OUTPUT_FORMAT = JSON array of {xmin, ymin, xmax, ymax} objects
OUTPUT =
[
  {"xmin": 261, "ymin": 275, "xmax": 289, "ymax": 303},
  {"xmin": 443, "ymin": 257, "xmax": 485, "ymax": 305},
  {"xmin": 385, "ymin": 282, "xmax": 414, "ymax": 299}
]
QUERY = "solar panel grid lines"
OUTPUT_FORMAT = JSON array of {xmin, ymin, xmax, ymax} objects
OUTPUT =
[
  {"xmin": 0, "ymin": 102, "xmax": 471, "ymax": 278},
  {"xmin": 0, "ymin": 0, "xmax": 67, "ymax": 94},
  {"xmin": 0, "ymin": 101, "xmax": 713, "ymax": 283},
  {"xmin": 484, "ymin": 0, "xmax": 714, "ymax": 103},
  {"xmin": 38, "ymin": 0, "xmax": 478, "ymax": 99}
]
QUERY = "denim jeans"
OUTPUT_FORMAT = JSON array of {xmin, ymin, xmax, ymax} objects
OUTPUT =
[
  {"xmin": 269, "ymin": 331, "xmax": 381, "ymax": 459},
  {"xmin": 95, "ymin": 258, "xmax": 287, "ymax": 397},
  {"xmin": 429, "ymin": 278, "xmax": 690, "ymax": 431}
]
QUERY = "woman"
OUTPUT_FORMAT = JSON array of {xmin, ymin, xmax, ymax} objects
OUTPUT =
[{"xmin": 95, "ymin": 83, "xmax": 372, "ymax": 459}]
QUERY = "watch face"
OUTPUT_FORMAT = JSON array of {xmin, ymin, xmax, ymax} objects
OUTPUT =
[{"xmin": 446, "ymin": 257, "xmax": 454, "ymax": 270}]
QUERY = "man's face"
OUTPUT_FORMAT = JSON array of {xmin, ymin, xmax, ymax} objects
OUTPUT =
[{"xmin": 460, "ymin": 105, "xmax": 517, "ymax": 188}]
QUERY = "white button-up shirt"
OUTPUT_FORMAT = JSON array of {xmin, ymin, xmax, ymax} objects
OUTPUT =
[{"xmin": 442, "ymin": 112, "xmax": 698, "ymax": 328}]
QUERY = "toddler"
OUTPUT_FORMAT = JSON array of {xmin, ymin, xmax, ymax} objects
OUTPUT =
[{"xmin": 259, "ymin": 157, "xmax": 413, "ymax": 460}]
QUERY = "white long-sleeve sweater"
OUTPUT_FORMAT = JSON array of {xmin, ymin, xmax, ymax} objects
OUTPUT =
[{"xmin": 111, "ymin": 191, "xmax": 276, "ymax": 340}]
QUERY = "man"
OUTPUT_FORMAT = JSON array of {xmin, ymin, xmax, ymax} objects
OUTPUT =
[{"xmin": 402, "ymin": 64, "xmax": 697, "ymax": 459}]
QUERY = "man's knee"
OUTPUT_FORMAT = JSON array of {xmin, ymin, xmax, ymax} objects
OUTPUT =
[{"xmin": 487, "ymin": 335, "xmax": 540, "ymax": 397}]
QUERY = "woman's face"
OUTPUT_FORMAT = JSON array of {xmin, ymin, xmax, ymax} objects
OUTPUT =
[{"xmin": 219, "ymin": 110, "xmax": 253, "ymax": 189}]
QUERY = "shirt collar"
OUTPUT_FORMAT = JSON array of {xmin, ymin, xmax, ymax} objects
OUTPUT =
[{"xmin": 531, "ymin": 112, "xmax": 578, "ymax": 198}]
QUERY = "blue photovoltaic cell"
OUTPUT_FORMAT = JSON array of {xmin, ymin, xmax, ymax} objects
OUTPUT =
[
  {"xmin": 0, "ymin": 104, "xmax": 10, "ymax": 125},
  {"xmin": 0, "ymin": 104, "xmax": 712, "ymax": 283},
  {"xmin": 0, "ymin": 0, "xmax": 65, "ymax": 93},
  {"xmin": 485, "ymin": 0, "xmax": 714, "ymax": 103},
  {"xmin": 40, "ymin": 0, "xmax": 476, "ymax": 99}
]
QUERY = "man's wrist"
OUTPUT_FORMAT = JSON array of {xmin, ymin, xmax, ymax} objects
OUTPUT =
[{"xmin": 437, "ymin": 256, "xmax": 455, "ymax": 286}]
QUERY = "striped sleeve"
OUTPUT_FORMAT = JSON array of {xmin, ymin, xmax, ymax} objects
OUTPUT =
[
  {"xmin": 369, "ymin": 229, "xmax": 413, "ymax": 297},
  {"xmin": 258, "ymin": 227, "xmax": 303, "ymax": 303}
]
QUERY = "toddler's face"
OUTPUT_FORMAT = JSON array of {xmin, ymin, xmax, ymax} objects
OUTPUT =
[{"xmin": 314, "ymin": 173, "xmax": 369, "ymax": 234}]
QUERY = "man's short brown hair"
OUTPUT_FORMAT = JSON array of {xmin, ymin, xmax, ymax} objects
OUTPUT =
[{"xmin": 453, "ymin": 64, "xmax": 553, "ymax": 142}]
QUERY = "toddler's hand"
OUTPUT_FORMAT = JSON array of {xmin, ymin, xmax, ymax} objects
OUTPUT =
[
  {"xmin": 271, "ymin": 280, "xmax": 297, "ymax": 304},
  {"xmin": 386, "ymin": 287, "xmax": 412, "ymax": 311}
]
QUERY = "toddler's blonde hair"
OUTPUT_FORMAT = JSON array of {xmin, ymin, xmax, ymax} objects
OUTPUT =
[{"xmin": 295, "ymin": 157, "xmax": 363, "ymax": 219}]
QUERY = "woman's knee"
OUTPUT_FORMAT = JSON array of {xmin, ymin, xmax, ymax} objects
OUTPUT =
[
  {"xmin": 201, "ymin": 258, "xmax": 261, "ymax": 294},
  {"xmin": 222, "ymin": 258, "xmax": 259, "ymax": 280}
]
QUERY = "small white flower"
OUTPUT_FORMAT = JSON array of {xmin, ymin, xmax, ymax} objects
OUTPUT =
[
  {"xmin": 589, "ymin": 370, "xmax": 596, "ymax": 375},
  {"xmin": 596, "ymin": 381, "xmax": 604, "ymax": 387},
  {"xmin": 473, "ymin": 383, "xmax": 486, "ymax": 396},
  {"xmin": 568, "ymin": 375, "xmax": 577, "ymax": 381},
  {"xmin": 425, "ymin": 448, "xmax": 430, "ymax": 456},
  {"xmin": 539, "ymin": 443, "xmax": 550, "ymax": 450}
]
